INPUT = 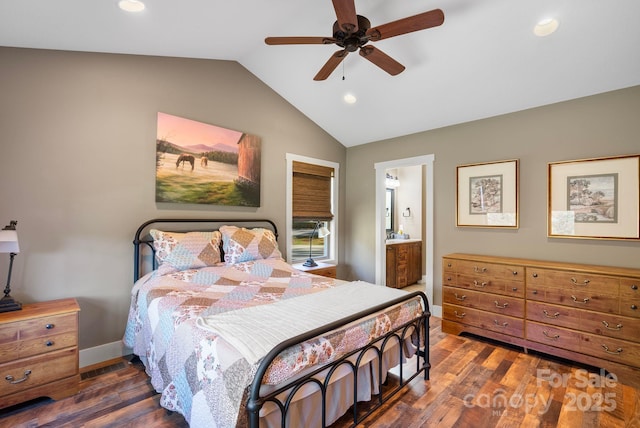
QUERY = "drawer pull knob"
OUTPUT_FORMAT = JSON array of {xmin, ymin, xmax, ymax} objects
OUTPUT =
[
  {"xmin": 454, "ymin": 293, "xmax": 466, "ymax": 301},
  {"xmin": 532, "ymin": 290, "xmax": 538, "ymax": 295},
  {"xmin": 454, "ymin": 311, "xmax": 466, "ymax": 319},
  {"xmin": 5, "ymin": 370, "xmax": 32, "ymax": 384},
  {"xmin": 570, "ymin": 277, "xmax": 590, "ymax": 286},
  {"xmin": 45, "ymin": 340, "xmax": 54, "ymax": 347},
  {"xmin": 447, "ymin": 276, "xmax": 452, "ymax": 281},
  {"xmin": 631, "ymin": 304, "xmax": 638, "ymax": 310},
  {"xmin": 473, "ymin": 266, "xmax": 487, "ymax": 273},
  {"xmin": 447, "ymin": 263, "xmax": 452, "ymax": 268},
  {"xmin": 512, "ymin": 287, "xmax": 518, "ymax": 292},
  {"xmin": 601, "ymin": 321, "xmax": 623, "ymax": 331},
  {"xmin": 473, "ymin": 280, "xmax": 488, "ymax": 288},
  {"xmin": 45, "ymin": 324, "xmax": 55, "ymax": 330},
  {"xmin": 543, "ymin": 331, "xmax": 560, "ymax": 340},
  {"xmin": 494, "ymin": 301, "xmax": 509, "ymax": 309},
  {"xmin": 543, "ymin": 310, "xmax": 560, "ymax": 319},
  {"xmin": 571, "ymin": 295, "xmax": 590, "ymax": 304},
  {"xmin": 493, "ymin": 320, "xmax": 508, "ymax": 328},
  {"xmin": 532, "ymin": 273, "xmax": 538, "ymax": 278},
  {"xmin": 512, "ymin": 271, "xmax": 518, "ymax": 276},
  {"xmin": 601, "ymin": 344, "xmax": 623, "ymax": 355},
  {"xmin": 631, "ymin": 284, "xmax": 638, "ymax": 290}
]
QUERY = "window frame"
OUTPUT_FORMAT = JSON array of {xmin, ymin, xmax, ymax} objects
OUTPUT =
[{"xmin": 286, "ymin": 153, "xmax": 339, "ymax": 265}]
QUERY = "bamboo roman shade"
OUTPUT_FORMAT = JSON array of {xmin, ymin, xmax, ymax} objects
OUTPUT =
[{"xmin": 292, "ymin": 161, "xmax": 334, "ymax": 220}]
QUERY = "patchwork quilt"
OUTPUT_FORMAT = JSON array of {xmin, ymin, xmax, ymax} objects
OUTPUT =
[{"xmin": 123, "ymin": 258, "xmax": 423, "ymax": 427}]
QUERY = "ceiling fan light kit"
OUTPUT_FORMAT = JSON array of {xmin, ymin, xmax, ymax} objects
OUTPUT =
[{"xmin": 265, "ymin": 0, "xmax": 444, "ymax": 81}]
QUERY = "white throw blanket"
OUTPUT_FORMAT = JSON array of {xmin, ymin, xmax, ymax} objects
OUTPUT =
[{"xmin": 195, "ymin": 280, "xmax": 411, "ymax": 365}]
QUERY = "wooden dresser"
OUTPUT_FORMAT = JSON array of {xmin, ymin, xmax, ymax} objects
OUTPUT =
[
  {"xmin": 0, "ymin": 298, "xmax": 80, "ymax": 408},
  {"xmin": 293, "ymin": 262, "xmax": 337, "ymax": 279},
  {"xmin": 386, "ymin": 240, "xmax": 422, "ymax": 288},
  {"xmin": 442, "ymin": 254, "xmax": 640, "ymax": 387}
]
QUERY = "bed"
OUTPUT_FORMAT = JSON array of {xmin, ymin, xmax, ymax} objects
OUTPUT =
[{"xmin": 123, "ymin": 218, "xmax": 430, "ymax": 427}]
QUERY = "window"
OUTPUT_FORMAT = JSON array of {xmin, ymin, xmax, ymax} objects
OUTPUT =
[{"xmin": 286, "ymin": 154, "xmax": 339, "ymax": 264}]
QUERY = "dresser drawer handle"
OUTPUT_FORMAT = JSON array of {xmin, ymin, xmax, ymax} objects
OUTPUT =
[
  {"xmin": 45, "ymin": 324, "xmax": 55, "ymax": 330},
  {"xmin": 570, "ymin": 277, "xmax": 590, "ymax": 286},
  {"xmin": 447, "ymin": 263, "xmax": 452, "ymax": 268},
  {"xmin": 543, "ymin": 331, "xmax": 560, "ymax": 340},
  {"xmin": 631, "ymin": 284, "xmax": 638, "ymax": 290},
  {"xmin": 601, "ymin": 321, "xmax": 622, "ymax": 331},
  {"xmin": 512, "ymin": 271, "xmax": 518, "ymax": 276},
  {"xmin": 473, "ymin": 266, "xmax": 487, "ymax": 273},
  {"xmin": 632, "ymin": 305, "xmax": 638, "ymax": 310},
  {"xmin": 473, "ymin": 280, "xmax": 488, "ymax": 288},
  {"xmin": 601, "ymin": 344, "xmax": 623, "ymax": 355},
  {"xmin": 454, "ymin": 293, "xmax": 466, "ymax": 301},
  {"xmin": 532, "ymin": 273, "xmax": 538, "ymax": 278},
  {"xmin": 494, "ymin": 301, "xmax": 509, "ymax": 309},
  {"xmin": 45, "ymin": 340, "xmax": 54, "ymax": 347},
  {"xmin": 5, "ymin": 370, "xmax": 32, "ymax": 384},
  {"xmin": 543, "ymin": 310, "xmax": 560, "ymax": 319},
  {"xmin": 454, "ymin": 311, "xmax": 466, "ymax": 319},
  {"xmin": 493, "ymin": 320, "xmax": 508, "ymax": 328},
  {"xmin": 571, "ymin": 295, "xmax": 590, "ymax": 304}
]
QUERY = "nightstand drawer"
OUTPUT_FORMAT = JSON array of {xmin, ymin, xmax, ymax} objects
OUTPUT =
[
  {"xmin": 0, "ymin": 347, "xmax": 77, "ymax": 397},
  {"xmin": 20, "ymin": 313, "xmax": 77, "ymax": 340}
]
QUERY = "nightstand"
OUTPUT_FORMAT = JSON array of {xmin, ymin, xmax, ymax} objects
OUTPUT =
[
  {"xmin": 0, "ymin": 298, "xmax": 80, "ymax": 409},
  {"xmin": 293, "ymin": 262, "xmax": 337, "ymax": 279}
]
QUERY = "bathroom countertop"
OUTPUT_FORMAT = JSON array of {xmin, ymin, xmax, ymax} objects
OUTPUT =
[{"xmin": 386, "ymin": 238, "xmax": 421, "ymax": 245}]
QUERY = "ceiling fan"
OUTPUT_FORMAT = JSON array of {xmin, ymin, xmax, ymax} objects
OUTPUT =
[{"xmin": 265, "ymin": 0, "xmax": 444, "ymax": 81}]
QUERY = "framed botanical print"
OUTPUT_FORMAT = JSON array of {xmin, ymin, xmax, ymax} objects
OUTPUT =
[
  {"xmin": 456, "ymin": 159, "xmax": 519, "ymax": 228},
  {"xmin": 548, "ymin": 154, "xmax": 640, "ymax": 240}
]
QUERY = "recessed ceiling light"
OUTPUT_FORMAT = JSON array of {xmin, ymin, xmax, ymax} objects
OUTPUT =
[
  {"xmin": 119, "ymin": 0, "xmax": 145, "ymax": 12},
  {"xmin": 534, "ymin": 18, "xmax": 559, "ymax": 37},
  {"xmin": 343, "ymin": 93, "xmax": 357, "ymax": 104}
]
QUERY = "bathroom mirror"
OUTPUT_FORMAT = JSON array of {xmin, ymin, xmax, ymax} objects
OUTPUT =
[{"xmin": 385, "ymin": 188, "xmax": 394, "ymax": 232}]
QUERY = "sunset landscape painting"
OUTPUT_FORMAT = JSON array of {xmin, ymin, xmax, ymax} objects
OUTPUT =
[{"xmin": 155, "ymin": 112, "xmax": 261, "ymax": 206}]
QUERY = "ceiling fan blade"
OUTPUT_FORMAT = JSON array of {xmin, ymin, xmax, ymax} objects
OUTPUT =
[
  {"xmin": 265, "ymin": 36, "xmax": 336, "ymax": 45},
  {"xmin": 314, "ymin": 50, "xmax": 349, "ymax": 81},
  {"xmin": 359, "ymin": 46, "xmax": 405, "ymax": 76},
  {"xmin": 332, "ymin": 0, "xmax": 358, "ymax": 33},
  {"xmin": 366, "ymin": 9, "xmax": 444, "ymax": 41}
]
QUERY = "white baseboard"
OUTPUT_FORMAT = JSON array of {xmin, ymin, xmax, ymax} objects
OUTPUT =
[
  {"xmin": 431, "ymin": 304, "xmax": 442, "ymax": 318},
  {"xmin": 79, "ymin": 341, "xmax": 132, "ymax": 368}
]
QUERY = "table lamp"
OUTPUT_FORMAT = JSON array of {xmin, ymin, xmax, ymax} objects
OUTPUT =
[{"xmin": 0, "ymin": 220, "xmax": 21, "ymax": 312}]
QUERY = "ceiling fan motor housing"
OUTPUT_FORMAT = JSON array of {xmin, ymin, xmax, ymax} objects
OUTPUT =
[{"xmin": 333, "ymin": 15, "xmax": 371, "ymax": 51}]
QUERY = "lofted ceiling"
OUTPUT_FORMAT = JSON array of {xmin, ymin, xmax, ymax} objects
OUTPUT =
[{"xmin": 1, "ymin": 0, "xmax": 639, "ymax": 147}]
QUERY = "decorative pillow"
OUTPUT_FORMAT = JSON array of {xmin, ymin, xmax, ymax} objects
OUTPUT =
[
  {"xmin": 149, "ymin": 229, "xmax": 222, "ymax": 271},
  {"xmin": 219, "ymin": 226, "xmax": 283, "ymax": 265}
]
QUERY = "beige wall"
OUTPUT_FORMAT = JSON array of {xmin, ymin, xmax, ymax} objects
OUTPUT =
[
  {"xmin": 344, "ymin": 86, "xmax": 640, "ymax": 306},
  {"xmin": 0, "ymin": 47, "xmax": 346, "ymax": 350}
]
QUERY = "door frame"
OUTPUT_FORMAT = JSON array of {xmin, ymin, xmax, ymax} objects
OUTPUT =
[{"xmin": 374, "ymin": 154, "xmax": 435, "ymax": 306}]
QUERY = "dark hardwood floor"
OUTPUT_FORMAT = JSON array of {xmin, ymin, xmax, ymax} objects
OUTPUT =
[{"xmin": 1, "ymin": 318, "xmax": 638, "ymax": 427}]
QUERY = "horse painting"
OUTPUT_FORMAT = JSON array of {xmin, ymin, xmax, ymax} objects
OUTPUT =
[
  {"xmin": 201, "ymin": 157, "xmax": 208, "ymax": 167},
  {"xmin": 176, "ymin": 154, "xmax": 195, "ymax": 170}
]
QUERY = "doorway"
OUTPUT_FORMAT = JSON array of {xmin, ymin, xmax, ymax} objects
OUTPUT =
[{"xmin": 374, "ymin": 155, "xmax": 434, "ymax": 307}]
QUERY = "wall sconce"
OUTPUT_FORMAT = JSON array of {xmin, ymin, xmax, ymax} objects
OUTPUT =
[
  {"xmin": 303, "ymin": 221, "xmax": 331, "ymax": 267},
  {"xmin": 385, "ymin": 173, "xmax": 400, "ymax": 188},
  {"xmin": 402, "ymin": 207, "xmax": 411, "ymax": 217},
  {"xmin": 0, "ymin": 220, "xmax": 21, "ymax": 312}
]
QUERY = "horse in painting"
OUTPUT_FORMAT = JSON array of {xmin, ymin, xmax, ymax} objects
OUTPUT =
[
  {"xmin": 201, "ymin": 157, "xmax": 208, "ymax": 167},
  {"xmin": 176, "ymin": 154, "xmax": 195, "ymax": 170}
]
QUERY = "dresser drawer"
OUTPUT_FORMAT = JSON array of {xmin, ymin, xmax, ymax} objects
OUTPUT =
[
  {"xmin": 0, "ymin": 347, "xmax": 77, "ymax": 398},
  {"xmin": 620, "ymin": 278, "xmax": 640, "ymax": 318},
  {"xmin": 457, "ymin": 274, "xmax": 524, "ymax": 298},
  {"xmin": 526, "ymin": 301, "xmax": 640, "ymax": 341},
  {"xmin": 528, "ymin": 268, "xmax": 619, "ymax": 294},
  {"xmin": 580, "ymin": 332, "xmax": 640, "ymax": 368},
  {"xmin": 526, "ymin": 286, "xmax": 620, "ymax": 314},
  {"xmin": 456, "ymin": 260, "xmax": 524, "ymax": 281},
  {"xmin": 526, "ymin": 321, "xmax": 581, "ymax": 350},
  {"xmin": 443, "ymin": 303, "xmax": 523, "ymax": 337},
  {"xmin": 443, "ymin": 286, "xmax": 523, "ymax": 317}
]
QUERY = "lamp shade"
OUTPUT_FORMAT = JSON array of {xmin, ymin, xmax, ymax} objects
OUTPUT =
[{"xmin": 0, "ymin": 230, "xmax": 19, "ymax": 254}]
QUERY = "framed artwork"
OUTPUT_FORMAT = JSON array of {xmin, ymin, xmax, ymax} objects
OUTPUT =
[
  {"xmin": 548, "ymin": 154, "xmax": 640, "ymax": 240},
  {"xmin": 155, "ymin": 112, "xmax": 261, "ymax": 206},
  {"xmin": 456, "ymin": 159, "xmax": 519, "ymax": 228}
]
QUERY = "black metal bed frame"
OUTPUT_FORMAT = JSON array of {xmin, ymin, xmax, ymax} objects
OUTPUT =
[{"xmin": 132, "ymin": 218, "xmax": 430, "ymax": 428}]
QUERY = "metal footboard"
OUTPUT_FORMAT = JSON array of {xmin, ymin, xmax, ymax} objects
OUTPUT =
[{"xmin": 247, "ymin": 291, "xmax": 431, "ymax": 427}]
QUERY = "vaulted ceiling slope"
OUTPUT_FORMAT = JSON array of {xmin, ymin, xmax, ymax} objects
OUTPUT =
[{"xmin": 2, "ymin": 0, "xmax": 639, "ymax": 147}]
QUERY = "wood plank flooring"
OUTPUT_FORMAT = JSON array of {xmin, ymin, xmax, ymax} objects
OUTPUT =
[{"xmin": 1, "ymin": 317, "xmax": 639, "ymax": 427}]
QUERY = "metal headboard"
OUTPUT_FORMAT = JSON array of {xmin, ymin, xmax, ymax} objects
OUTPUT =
[{"xmin": 133, "ymin": 218, "xmax": 279, "ymax": 282}]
